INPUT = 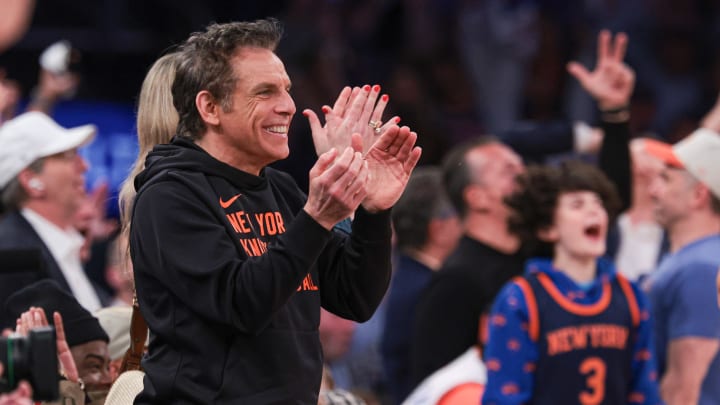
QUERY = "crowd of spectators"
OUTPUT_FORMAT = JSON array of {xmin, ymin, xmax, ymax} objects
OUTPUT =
[{"xmin": 1, "ymin": 2, "xmax": 720, "ymax": 405}]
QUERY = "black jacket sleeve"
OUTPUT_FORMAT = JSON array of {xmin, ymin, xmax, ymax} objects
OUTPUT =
[
  {"xmin": 598, "ymin": 119, "xmax": 632, "ymax": 212},
  {"xmin": 317, "ymin": 207, "xmax": 393, "ymax": 322}
]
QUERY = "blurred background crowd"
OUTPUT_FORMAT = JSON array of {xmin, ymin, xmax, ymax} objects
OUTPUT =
[
  {"xmin": 2, "ymin": 0, "xmax": 720, "ymax": 196},
  {"xmin": 1, "ymin": 1, "xmax": 720, "ymax": 404}
]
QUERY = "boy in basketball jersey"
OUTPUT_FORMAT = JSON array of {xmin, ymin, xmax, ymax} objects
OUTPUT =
[{"xmin": 482, "ymin": 161, "xmax": 661, "ymax": 405}]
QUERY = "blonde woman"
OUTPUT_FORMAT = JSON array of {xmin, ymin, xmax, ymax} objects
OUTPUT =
[{"xmin": 118, "ymin": 53, "xmax": 179, "ymax": 269}]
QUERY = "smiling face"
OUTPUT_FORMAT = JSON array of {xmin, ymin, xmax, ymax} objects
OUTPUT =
[
  {"xmin": 215, "ymin": 47, "xmax": 296, "ymax": 174},
  {"xmin": 541, "ymin": 191, "xmax": 609, "ymax": 262}
]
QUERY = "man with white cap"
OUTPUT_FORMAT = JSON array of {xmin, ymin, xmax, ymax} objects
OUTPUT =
[
  {"xmin": 0, "ymin": 111, "xmax": 106, "ymax": 316},
  {"xmin": 643, "ymin": 127, "xmax": 720, "ymax": 405}
]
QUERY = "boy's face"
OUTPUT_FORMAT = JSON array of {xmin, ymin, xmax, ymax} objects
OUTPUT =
[{"xmin": 541, "ymin": 191, "xmax": 608, "ymax": 261}]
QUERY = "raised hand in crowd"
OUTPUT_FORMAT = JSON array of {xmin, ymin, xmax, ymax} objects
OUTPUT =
[
  {"xmin": 14, "ymin": 307, "xmax": 79, "ymax": 384},
  {"xmin": 73, "ymin": 181, "xmax": 118, "ymax": 262},
  {"xmin": 27, "ymin": 68, "xmax": 79, "ymax": 114},
  {"xmin": 304, "ymin": 84, "xmax": 400, "ymax": 156},
  {"xmin": 567, "ymin": 30, "xmax": 635, "ymax": 110}
]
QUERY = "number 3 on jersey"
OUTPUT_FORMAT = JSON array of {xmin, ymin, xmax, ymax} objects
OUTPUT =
[{"xmin": 579, "ymin": 357, "xmax": 606, "ymax": 405}]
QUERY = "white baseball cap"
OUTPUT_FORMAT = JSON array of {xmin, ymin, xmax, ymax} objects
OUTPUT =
[
  {"xmin": 674, "ymin": 128, "xmax": 720, "ymax": 200},
  {"xmin": 95, "ymin": 306, "xmax": 134, "ymax": 361},
  {"xmin": 644, "ymin": 128, "xmax": 720, "ymax": 200},
  {"xmin": 0, "ymin": 112, "xmax": 96, "ymax": 188}
]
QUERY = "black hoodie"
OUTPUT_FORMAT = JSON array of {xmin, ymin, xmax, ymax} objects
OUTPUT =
[{"xmin": 130, "ymin": 138, "xmax": 392, "ymax": 404}]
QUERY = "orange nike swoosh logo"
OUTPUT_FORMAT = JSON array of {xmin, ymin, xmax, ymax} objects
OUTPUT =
[{"xmin": 219, "ymin": 194, "xmax": 242, "ymax": 209}]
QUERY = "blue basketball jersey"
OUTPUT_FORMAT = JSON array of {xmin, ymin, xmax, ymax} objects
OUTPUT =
[{"xmin": 519, "ymin": 272, "xmax": 639, "ymax": 405}]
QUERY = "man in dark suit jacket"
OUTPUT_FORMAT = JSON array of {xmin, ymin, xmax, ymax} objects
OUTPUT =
[{"xmin": 0, "ymin": 112, "xmax": 107, "ymax": 325}]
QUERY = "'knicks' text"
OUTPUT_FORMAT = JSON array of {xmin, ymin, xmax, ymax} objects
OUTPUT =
[
  {"xmin": 226, "ymin": 209, "xmax": 317, "ymax": 291},
  {"xmin": 227, "ymin": 210, "xmax": 286, "ymax": 257}
]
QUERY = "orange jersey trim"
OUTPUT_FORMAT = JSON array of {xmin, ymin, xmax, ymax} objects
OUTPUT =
[
  {"xmin": 514, "ymin": 277, "xmax": 540, "ymax": 341},
  {"xmin": 535, "ymin": 273, "xmax": 612, "ymax": 316},
  {"xmin": 478, "ymin": 313, "xmax": 489, "ymax": 346},
  {"xmin": 616, "ymin": 273, "xmax": 640, "ymax": 328}
]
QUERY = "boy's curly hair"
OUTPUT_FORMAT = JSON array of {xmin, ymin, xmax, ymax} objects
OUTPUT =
[{"xmin": 505, "ymin": 160, "xmax": 622, "ymax": 257}]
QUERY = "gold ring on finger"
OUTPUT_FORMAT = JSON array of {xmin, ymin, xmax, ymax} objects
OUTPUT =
[{"xmin": 368, "ymin": 120, "xmax": 382, "ymax": 133}]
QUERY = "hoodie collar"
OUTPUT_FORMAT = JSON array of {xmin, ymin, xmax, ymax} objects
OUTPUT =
[
  {"xmin": 135, "ymin": 136, "xmax": 269, "ymax": 192},
  {"xmin": 525, "ymin": 256, "xmax": 617, "ymax": 293}
]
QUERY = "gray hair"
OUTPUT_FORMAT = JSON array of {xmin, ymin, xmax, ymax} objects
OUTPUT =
[{"xmin": 0, "ymin": 159, "xmax": 45, "ymax": 211}]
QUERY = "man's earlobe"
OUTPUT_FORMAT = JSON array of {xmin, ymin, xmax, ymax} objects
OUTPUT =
[{"xmin": 196, "ymin": 90, "xmax": 221, "ymax": 126}]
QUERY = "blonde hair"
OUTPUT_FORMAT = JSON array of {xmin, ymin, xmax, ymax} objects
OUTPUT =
[{"xmin": 118, "ymin": 53, "xmax": 179, "ymax": 268}]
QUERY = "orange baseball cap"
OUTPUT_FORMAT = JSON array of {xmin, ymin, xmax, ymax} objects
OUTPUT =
[
  {"xmin": 642, "ymin": 138, "xmax": 684, "ymax": 169},
  {"xmin": 643, "ymin": 129, "xmax": 720, "ymax": 200}
]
